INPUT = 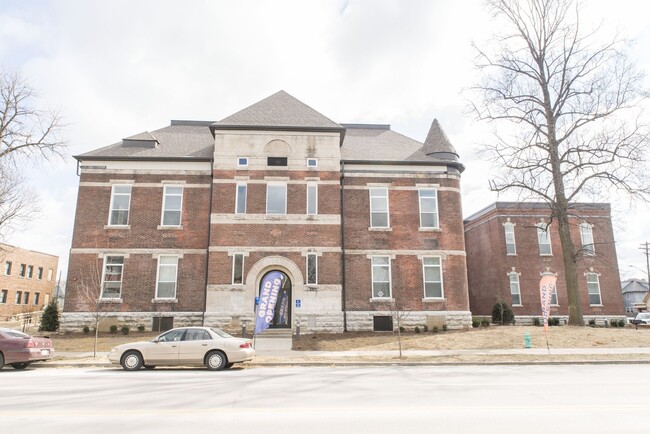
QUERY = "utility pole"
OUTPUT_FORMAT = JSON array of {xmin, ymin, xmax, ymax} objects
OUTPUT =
[{"xmin": 640, "ymin": 242, "xmax": 650, "ymax": 287}]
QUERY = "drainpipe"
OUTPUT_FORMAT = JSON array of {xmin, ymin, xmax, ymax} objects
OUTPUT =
[
  {"xmin": 201, "ymin": 159, "xmax": 214, "ymax": 326},
  {"xmin": 340, "ymin": 161, "xmax": 348, "ymax": 332}
]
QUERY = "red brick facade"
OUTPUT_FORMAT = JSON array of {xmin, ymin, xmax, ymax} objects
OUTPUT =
[{"xmin": 464, "ymin": 203, "xmax": 624, "ymax": 322}]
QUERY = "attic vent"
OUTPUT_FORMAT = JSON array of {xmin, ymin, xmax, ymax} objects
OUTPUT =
[
  {"xmin": 122, "ymin": 132, "xmax": 159, "ymax": 148},
  {"xmin": 267, "ymin": 157, "xmax": 288, "ymax": 166}
]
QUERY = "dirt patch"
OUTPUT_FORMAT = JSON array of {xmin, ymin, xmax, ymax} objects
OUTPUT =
[
  {"xmin": 50, "ymin": 332, "xmax": 160, "ymax": 352},
  {"xmin": 292, "ymin": 326, "xmax": 650, "ymax": 351}
]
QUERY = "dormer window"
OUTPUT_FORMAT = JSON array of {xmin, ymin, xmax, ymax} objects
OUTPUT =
[
  {"xmin": 267, "ymin": 157, "xmax": 288, "ymax": 166},
  {"xmin": 237, "ymin": 157, "xmax": 248, "ymax": 167},
  {"xmin": 307, "ymin": 158, "xmax": 318, "ymax": 168}
]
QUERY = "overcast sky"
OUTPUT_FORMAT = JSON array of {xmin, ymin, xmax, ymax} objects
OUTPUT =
[{"xmin": 1, "ymin": 0, "xmax": 650, "ymax": 283}]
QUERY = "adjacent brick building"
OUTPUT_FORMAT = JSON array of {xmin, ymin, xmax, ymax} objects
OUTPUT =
[
  {"xmin": 1, "ymin": 243, "xmax": 59, "ymax": 321},
  {"xmin": 464, "ymin": 202, "xmax": 625, "ymax": 324},
  {"xmin": 63, "ymin": 91, "xmax": 472, "ymax": 332}
]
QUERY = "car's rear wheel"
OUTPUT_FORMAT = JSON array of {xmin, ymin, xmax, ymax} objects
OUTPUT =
[
  {"xmin": 121, "ymin": 351, "xmax": 143, "ymax": 371},
  {"xmin": 0, "ymin": 352, "xmax": 4, "ymax": 369},
  {"xmin": 205, "ymin": 350, "xmax": 227, "ymax": 371},
  {"xmin": 11, "ymin": 362, "xmax": 31, "ymax": 370}
]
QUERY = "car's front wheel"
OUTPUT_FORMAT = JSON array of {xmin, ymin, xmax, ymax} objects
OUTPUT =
[
  {"xmin": 205, "ymin": 350, "xmax": 227, "ymax": 371},
  {"xmin": 0, "ymin": 352, "xmax": 4, "ymax": 369},
  {"xmin": 121, "ymin": 351, "xmax": 143, "ymax": 371},
  {"xmin": 11, "ymin": 362, "xmax": 31, "ymax": 370}
]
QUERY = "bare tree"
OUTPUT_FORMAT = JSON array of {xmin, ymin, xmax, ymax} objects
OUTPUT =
[
  {"xmin": 74, "ymin": 259, "xmax": 112, "ymax": 358},
  {"xmin": 470, "ymin": 0, "xmax": 650, "ymax": 325},
  {"xmin": 389, "ymin": 293, "xmax": 411, "ymax": 358},
  {"xmin": 0, "ymin": 70, "xmax": 65, "ymax": 239}
]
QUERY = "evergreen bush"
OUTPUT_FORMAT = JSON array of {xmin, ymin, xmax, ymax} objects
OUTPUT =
[
  {"xmin": 491, "ymin": 300, "xmax": 514, "ymax": 324},
  {"xmin": 39, "ymin": 301, "xmax": 60, "ymax": 332},
  {"xmin": 109, "ymin": 325, "xmax": 118, "ymax": 334}
]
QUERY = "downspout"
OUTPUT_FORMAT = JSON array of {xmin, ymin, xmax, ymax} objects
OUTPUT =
[
  {"xmin": 201, "ymin": 159, "xmax": 214, "ymax": 326},
  {"xmin": 340, "ymin": 161, "xmax": 348, "ymax": 332}
]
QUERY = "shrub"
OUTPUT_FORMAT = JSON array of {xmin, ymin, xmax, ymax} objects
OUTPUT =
[
  {"xmin": 588, "ymin": 318, "xmax": 596, "ymax": 327},
  {"xmin": 137, "ymin": 324, "xmax": 145, "ymax": 332},
  {"xmin": 39, "ymin": 301, "xmax": 60, "ymax": 332},
  {"xmin": 618, "ymin": 319, "xmax": 627, "ymax": 327},
  {"xmin": 491, "ymin": 300, "xmax": 514, "ymax": 324},
  {"xmin": 472, "ymin": 318, "xmax": 480, "ymax": 328},
  {"xmin": 533, "ymin": 317, "xmax": 540, "ymax": 326},
  {"xmin": 82, "ymin": 326, "xmax": 90, "ymax": 335},
  {"xmin": 399, "ymin": 326, "xmax": 405, "ymax": 333},
  {"xmin": 481, "ymin": 318, "xmax": 490, "ymax": 327},
  {"xmin": 433, "ymin": 326, "xmax": 439, "ymax": 333},
  {"xmin": 415, "ymin": 326, "xmax": 421, "ymax": 334},
  {"xmin": 548, "ymin": 317, "xmax": 560, "ymax": 326},
  {"xmin": 121, "ymin": 326, "xmax": 130, "ymax": 335},
  {"xmin": 442, "ymin": 324, "xmax": 448, "ymax": 332},
  {"xmin": 609, "ymin": 319, "xmax": 617, "ymax": 328},
  {"xmin": 109, "ymin": 325, "xmax": 118, "ymax": 334},
  {"xmin": 423, "ymin": 325, "xmax": 429, "ymax": 333}
]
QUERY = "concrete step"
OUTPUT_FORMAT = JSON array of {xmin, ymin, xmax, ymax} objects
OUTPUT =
[{"xmin": 253, "ymin": 329, "xmax": 293, "ymax": 351}]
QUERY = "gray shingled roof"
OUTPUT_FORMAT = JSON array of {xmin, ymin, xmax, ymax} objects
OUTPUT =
[
  {"xmin": 212, "ymin": 90, "xmax": 343, "ymax": 130},
  {"xmin": 77, "ymin": 123, "xmax": 214, "ymax": 160},
  {"xmin": 423, "ymin": 119, "xmax": 458, "ymax": 159},
  {"xmin": 341, "ymin": 126, "xmax": 428, "ymax": 161}
]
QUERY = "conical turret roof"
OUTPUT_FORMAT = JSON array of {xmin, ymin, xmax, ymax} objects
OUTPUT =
[{"xmin": 423, "ymin": 119, "xmax": 458, "ymax": 161}]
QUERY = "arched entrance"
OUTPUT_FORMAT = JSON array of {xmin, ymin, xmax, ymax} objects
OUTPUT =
[{"xmin": 258, "ymin": 270, "xmax": 292, "ymax": 329}]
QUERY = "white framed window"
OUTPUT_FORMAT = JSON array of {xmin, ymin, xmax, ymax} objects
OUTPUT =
[
  {"xmin": 504, "ymin": 221, "xmax": 516, "ymax": 255},
  {"xmin": 536, "ymin": 223, "xmax": 552, "ymax": 255},
  {"xmin": 418, "ymin": 188, "xmax": 439, "ymax": 228},
  {"xmin": 156, "ymin": 255, "xmax": 178, "ymax": 299},
  {"xmin": 0, "ymin": 289, "xmax": 6, "ymax": 304},
  {"xmin": 27, "ymin": 265, "xmax": 33, "ymax": 279},
  {"xmin": 47, "ymin": 268, "xmax": 53, "ymax": 281},
  {"xmin": 235, "ymin": 183, "xmax": 247, "ymax": 214},
  {"xmin": 307, "ymin": 183, "xmax": 318, "ymax": 215},
  {"xmin": 550, "ymin": 285, "xmax": 559, "ymax": 306},
  {"xmin": 161, "ymin": 185, "xmax": 183, "ymax": 226},
  {"xmin": 371, "ymin": 256, "xmax": 391, "ymax": 298},
  {"xmin": 369, "ymin": 187, "xmax": 389, "ymax": 228},
  {"xmin": 266, "ymin": 183, "xmax": 287, "ymax": 215},
  {"xmin": 23, "ymin": 291, "xmax": 29, "ymax": 304},
  {"xmin": 307, "ymin": 253, "xmax": 318, "ymax": 285},
  {"xmin": 580, "ymin": 222, "xmax": 595, "ymax": 255},
  {"xmin": 101, "ymin": 256, "xmax": 124, "ymax": 299},
  {"xmin": 422, "ymin": 256, "xmax": 444, "ymax": 298},
  {"xmin": 509, "ymin": 272, "xmax": 522, "ymax": 306},
  {"xmin": 307, "ymin": 158, "xmax": 318, "ymax": 168},
  {"xmin": 4, "ymin": 261, "xmax": 11, "ymax": 276},
  {"xmin": 237, "ymin": 157, "xmax": 249, "ymax": 167},
  {"xmin": 15, "ymin": 291, "xmax": 22, "ymax": 304},
  {"xmin": 586, "ymin": 272, "xmax": 602, "ymax": 305},
  {"xmin": 34, "ymin": 292, "xmax": 40, "ymax": 306},
  {"xmin": 232, "ymin": 253, "xmax": 244, "ymax": 285},
  {"xmin": 108, "ymin": 184, "xmax": 132, "ymax": 226},
  {"xmin": 37, "ymin": 267, "xmax": 43, "ymax": 280},
  {"xmin": 19, "ymin": 263, "xmax": 26, "ymax": 277}
]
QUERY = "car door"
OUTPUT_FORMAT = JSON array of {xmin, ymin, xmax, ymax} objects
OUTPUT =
[
  {"xmin": 145, "ymin": 329, "xmax": 184, "ymax": 364},
  {"xmin": 178, "ymin": 329, "xmax": 213, "ymax": 364}
]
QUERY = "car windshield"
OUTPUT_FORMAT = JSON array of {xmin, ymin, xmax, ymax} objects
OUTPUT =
[{"xmin": 210, "ymin": 328, "xmax": 233, "ymax": 338}]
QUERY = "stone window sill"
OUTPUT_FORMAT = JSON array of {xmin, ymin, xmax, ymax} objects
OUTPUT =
[
  {"xmin": 422, "ymin": 298, "xmax": 446, "ymax": 302},
  {"xmin": 589, "ymin": 304, "xmax": 604, "ymax": 307},
  {"xmin": 369, "ymin": 297, "xmax": 394, "ymax": 303},
  {"xmin": 157, "ymin": 225, "xmax": 183, "ymax": 230},
  {"xmin": 368, "ymin": 227, "xmax": 392, "ymax": 232},
  {"xmin": 418, "ymin": 227, "xmax": 441, "ymax": 232},
  {"xmin": 511, "ymin": 304, "xmax": 523, "ymax": 307},
  {"xmin": 99, "ymin": 298, "xmax": 123, "ymax": 304},
  {"xmin": 152, "ymin": 298, "xmax": 178, "ymax": 303},
  {"xmin": 104, "ymin": 225, "xmax": 130, "ymax": 230}
]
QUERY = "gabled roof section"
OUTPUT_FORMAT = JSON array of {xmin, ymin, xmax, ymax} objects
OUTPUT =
[
  {"xmin": 423, "ymin": 119, "xmax": 458, "ymax": 161},
  {"xmin": 212, "ymin": 91, "xmax": 345, "ymax": 139}
]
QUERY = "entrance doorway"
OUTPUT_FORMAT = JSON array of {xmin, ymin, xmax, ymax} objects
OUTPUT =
[{"xmin": 258, "ymin": 270, "xmax": 292, "ymax": 329}]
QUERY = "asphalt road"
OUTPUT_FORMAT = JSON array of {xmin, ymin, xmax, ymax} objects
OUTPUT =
[{"xmin": 1, "ymin": 364, "xmax": 648, "ymax": 433}]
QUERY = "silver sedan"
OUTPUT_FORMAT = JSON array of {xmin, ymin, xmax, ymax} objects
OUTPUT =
[{"xmin": 108, "ymin": 327, "xmax": 254, "ymax": 371}]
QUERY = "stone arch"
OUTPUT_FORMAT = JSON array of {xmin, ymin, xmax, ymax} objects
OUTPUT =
[
  {"xmin": 244, "ymin": 255, "xmax": 305, "ymax": 329},
  {"xmin": 264, "ymin": 139, "xmax": 292, "ymax": 156}
]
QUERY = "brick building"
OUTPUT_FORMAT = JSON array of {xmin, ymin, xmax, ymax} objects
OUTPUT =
[
  {"xmin": 63, "ymin": 91, "xmax": 471, "ymax": 332},
  {"xmin": 1, "ymin": 243, "xmax": 59, "ymax": 321},
  {"xmin": 464, "ymin": 202, "xmax": 625, "ymax": 324}
]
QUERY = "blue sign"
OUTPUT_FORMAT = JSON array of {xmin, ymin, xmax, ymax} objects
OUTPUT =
[
  {"xmin": 295, "ymin": 299, "xmax": 301, "ymax": 308},
  {"xmin": 254, "ymin": 271, "xmax": 284, "ymax": 335},
  {"xmin": 255, "ymin": 296, "xmax": 259, "ymax": 305}
]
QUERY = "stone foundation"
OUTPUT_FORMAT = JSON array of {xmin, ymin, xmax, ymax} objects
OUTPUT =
[
  {"xmin": 345, "ymin": 310, "xmax": 472, "ymax": 332},
  {"xmin": 514, "ymin": 315, "xmax": 628, "ymax": 326}
]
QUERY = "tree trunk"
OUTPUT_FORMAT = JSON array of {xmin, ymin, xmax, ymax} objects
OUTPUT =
[
  {"xmin": 94, "ymin": 318, "xmax": 99, "ymax": 358},
  {"xmin": 555, "ymin": 206, "xmax": 584, "ymax": 325}
]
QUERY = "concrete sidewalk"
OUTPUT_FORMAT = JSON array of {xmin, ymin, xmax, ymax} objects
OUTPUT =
[{"xmin": 27, "ymin": 346, "xmax": 650, "ymax": 368}]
